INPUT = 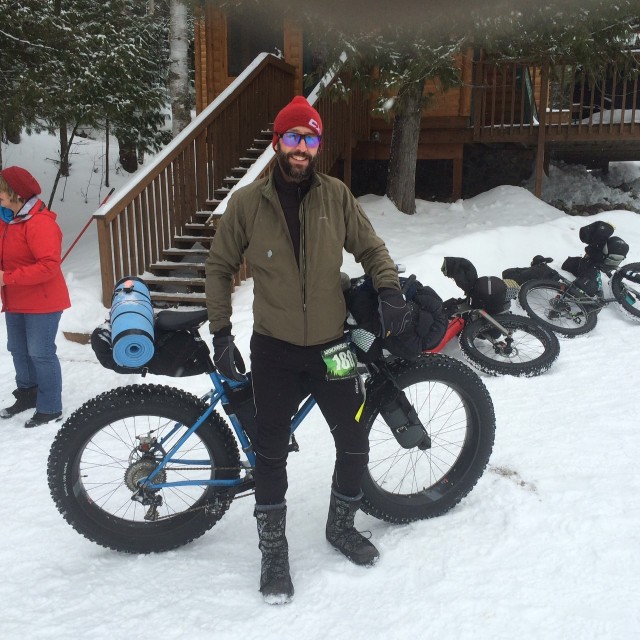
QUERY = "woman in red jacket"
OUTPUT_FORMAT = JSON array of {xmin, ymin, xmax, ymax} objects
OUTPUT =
[{"xmin": 0, "ymin": 166, "xmax": 70, "ymax": 428}]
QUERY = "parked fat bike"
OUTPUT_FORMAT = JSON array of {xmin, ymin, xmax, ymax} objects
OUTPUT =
[
  {"xmin": 429, "ymin": 297, "xmax": 560, "ymax": 377},
  {"xmin": 518, "ymin": 224, "xmax": 640, "ymax": 337},
  {"xmin": 47, "ymin": 308, "xmax": 496, "ymax": 554},
  {"xmin": 428, "ymin": 257, "xmax": 560, "ymax": 377}
]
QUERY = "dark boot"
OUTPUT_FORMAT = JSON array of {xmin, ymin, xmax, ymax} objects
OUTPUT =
[
  {"xmin": 326, "ymin": 490, "xmax": 379, "ymax": 566},
  {"xmin": 1, "ymin": 387, "xmax": 37, "ymax": 419},
  {"xmin": 254, "ymin": 504, "xmax": 294, "ymax": 604},
  {"xmin": 24, "ymin": 411, "xmax": 63, "ymax": 429}
]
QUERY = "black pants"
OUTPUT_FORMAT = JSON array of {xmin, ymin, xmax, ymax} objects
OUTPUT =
[{"xmin": 250, "ymin": 332, "xmax": 369, "ymax": 505}]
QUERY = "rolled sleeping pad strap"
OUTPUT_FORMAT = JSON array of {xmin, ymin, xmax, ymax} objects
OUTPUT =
[{"xmin": 110, "ymin": 276, "xmax": 155, "ymax": 368}]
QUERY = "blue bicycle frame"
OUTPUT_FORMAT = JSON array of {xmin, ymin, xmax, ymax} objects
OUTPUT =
[{"xmin": 141, "ymin": 370, "xmax": 317, "ymax": 490}]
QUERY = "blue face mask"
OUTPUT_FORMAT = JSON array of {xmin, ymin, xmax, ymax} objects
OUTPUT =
[{"xmin": 0, "ymin": 205, "xmax": 15, "ymax": 223}]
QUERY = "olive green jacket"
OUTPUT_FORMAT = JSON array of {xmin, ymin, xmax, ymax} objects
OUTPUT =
[{"xmin": 205, "ymin": 171, "xmax": 399, "ymax": 346}]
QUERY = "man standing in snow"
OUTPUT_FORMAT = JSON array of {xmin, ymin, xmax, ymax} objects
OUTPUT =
[{"xmin": 205, "ymin": 96, "xmax": 409, "ymax": 603}]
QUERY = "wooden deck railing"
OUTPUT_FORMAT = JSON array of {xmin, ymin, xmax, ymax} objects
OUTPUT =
[
  {"xmin": 94, "ymin": 53, "xmax": 295, "ymax": 307},
  {"xmin": 473, "ymin": 54, "xmax": 640, "ymax": 143}
]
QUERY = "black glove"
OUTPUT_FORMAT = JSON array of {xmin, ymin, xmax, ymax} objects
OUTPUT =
[
  {"xmin": 378, "ymin": 287, "xmax": 411, "ymax": 337},
  {"xmin": 212, "ymin": 332, "xmax": 246, "ymax": 381}
]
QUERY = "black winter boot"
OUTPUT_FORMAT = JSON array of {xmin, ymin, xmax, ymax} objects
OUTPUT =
[
  {"xmin": 254, "ymin": 504, "xmax": 294, "ymax": 604},
  {"xmin": 24, "ymin": 411, "xmax": 63, "ymax": 429},
  {"xmin": 1, "ymin": 387, "xmax": 37, "ymax": 419},
  {"xmin": 326, "ymin": 490, "xmax": 379, "ymax": 566}
]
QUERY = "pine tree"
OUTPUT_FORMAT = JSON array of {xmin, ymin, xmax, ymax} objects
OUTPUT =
[{"xmin": 0, "ymin": 0, "xmax": 170, "ymax": 200}]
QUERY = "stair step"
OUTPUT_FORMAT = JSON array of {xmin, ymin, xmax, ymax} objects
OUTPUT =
[
  {"xmin": 238, "ymin": 157, "xmax": 257, "ymax": 166},
  {"xmin": 150, "ymin": 290, "xmax": 207, "ymax": 304},
  {"xmin": 145, "ymin": 275, "xmax": 205, "ymax": 289},
  {"xmin": 253, "ymin": 138, "xmax": 271, "ymax": 147},
  {"xmin": 162, "ymin": 248, "xmax": 210, "ymax": 259},
  {"xmin": 174, "ymin": 235, "xmax": 213, "ymax": 246},
  {"xmin": 231, "ymin": 166, "xmax": 249, "ymax": 177},
  {"xmin": 214, "ymin": 188, "xmax": 231, "ymax": 199},
  {"xmin": 150, "ymin": 261, "xmax": 206, "ymax": 274},
  {"xmin": 184, "ymin": 222, "xmax": 215, "ymax": 235},
  {"xmin": 223, "ymin": 176, "xmax": 241, "ymax": 187},
  {"xmin": 201, "ymin": 198, "xmax": 223, "ymax": 211}
]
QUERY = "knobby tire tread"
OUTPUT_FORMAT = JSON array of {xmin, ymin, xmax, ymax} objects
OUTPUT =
[
  {"xmin": 459, "ymin": 314, "xmax": 560, "ymax": 377},
  {"xmin": 519, "ymin": 279, "xmax": 598, "ymax": 337},
  {"xmin": 359, "ymin": 354, "xmax": 495, "ymax": 524},
  {"xmin": 611, "ymin": 262, "xmax": 640, "ymax": 321},
  {"xmin": 47, "ymin": 384, "xmax": 240, "ymax": 554}
]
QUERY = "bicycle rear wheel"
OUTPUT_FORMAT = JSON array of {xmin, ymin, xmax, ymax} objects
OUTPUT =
[
  {"xmin": 47, "ymin": 384, "xmax": 241, "ymax": 553},
  {"xmin": 519, "ymin": 279, "xmax": 598, "ymax": 336},
  {"xmin": 459, "ymin": 314, "xmax": 560, "ymax": 377},
  {"xmin": 360, "ymin": 354, "xmax": 495, "ymax": 523},
  {"xmin": 611, "ymin": 262, "xmax": 640, "ymax": 321}
]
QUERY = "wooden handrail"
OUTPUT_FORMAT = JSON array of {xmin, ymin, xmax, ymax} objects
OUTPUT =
[
  {"xmin": 94, "ymin": 53, "xmax": 296, "ymax": 306},
  {"xmin": 94, "ymin": 51, "xmax": 369, "ymax": 307}
]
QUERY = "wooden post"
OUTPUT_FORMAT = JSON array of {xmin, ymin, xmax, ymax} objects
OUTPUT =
[{"xmin": 534, "ymin": 62, "xmax": 549, "ymax": 198}]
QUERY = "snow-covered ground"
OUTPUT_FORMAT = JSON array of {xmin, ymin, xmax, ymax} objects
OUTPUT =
[{"xmin": 1, "ymin": 133, "xmax": 639, "ymax": 639}]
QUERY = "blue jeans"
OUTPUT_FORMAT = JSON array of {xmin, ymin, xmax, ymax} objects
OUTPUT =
[{"xmin": 5, "ymin": 312, "xmax": 63, "ymax": 413}]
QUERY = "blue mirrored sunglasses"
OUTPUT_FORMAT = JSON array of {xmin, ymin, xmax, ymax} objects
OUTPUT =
[{"xmin": 278, "ymin": 131, "xmax": 322, "ymax": 148}]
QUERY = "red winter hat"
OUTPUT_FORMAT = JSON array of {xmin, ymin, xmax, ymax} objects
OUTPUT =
[
  {"xmin": 272, "ymin": 96, "xmax": 323, "ymax": 149},
  {"xmin": 0, "ymin": 166, "xmax": 41, "ymax": 200}
]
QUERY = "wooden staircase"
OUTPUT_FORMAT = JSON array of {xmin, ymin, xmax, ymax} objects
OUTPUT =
[{"xmin": 143, "ymin": 128, "xmax": 274, "ymax": 306}]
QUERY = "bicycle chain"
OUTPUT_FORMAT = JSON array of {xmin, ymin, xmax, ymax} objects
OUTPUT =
[{"xmin": 140, "ymin": 466, "xmax": 254, "ymax": 521}]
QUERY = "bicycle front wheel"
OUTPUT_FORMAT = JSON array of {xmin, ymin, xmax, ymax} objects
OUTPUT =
[
  {"xmin": 47, "ymin": 384, "xmax": 241, "ymax": 553},
  {"xmin": 611, "ymin": 262, "xmax": 640, "ymax": 321},
  {"xmin": 519, "ymin": 279, "xmax": 598, "ymax": 336},
  {"xmin": 360, "ymin": 354, "xmax": 495, "ymax": 523},
  {"xmin": 459, "ymin": 314, "xmax": 560, "ymax": 377}
]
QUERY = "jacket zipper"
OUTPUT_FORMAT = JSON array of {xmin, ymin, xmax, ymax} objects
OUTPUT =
[
  {"xmin": 0, "ymin": 224, "xmax": 8, "ymax": 309},
  {"xmin": 299, "ymin": 187, "xmax": 308, "ymax": 345}
]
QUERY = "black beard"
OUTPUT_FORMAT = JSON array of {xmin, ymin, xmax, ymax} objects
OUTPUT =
[{"xmin": 276, "ymin": 148, "xmax": 317, "ymax": 182}]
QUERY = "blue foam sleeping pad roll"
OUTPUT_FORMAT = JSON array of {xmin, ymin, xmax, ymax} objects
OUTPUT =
[{"xmin": 110, "ymin": 276, "xmax": 155, "ymax": 368}]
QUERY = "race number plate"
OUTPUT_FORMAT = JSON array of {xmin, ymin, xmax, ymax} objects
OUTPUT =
[{"xmin": 321, "ymin": 342, "xmax": 358, "ymax": 381}]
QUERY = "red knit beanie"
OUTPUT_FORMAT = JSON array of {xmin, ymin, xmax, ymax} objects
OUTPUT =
[
  {"xmin": 0, "ymin": 166, "xmax": 41, "ymax": 200},
  {"xmin": 272, "ymin": 96, "xmax": 323, "ymax": 149}
]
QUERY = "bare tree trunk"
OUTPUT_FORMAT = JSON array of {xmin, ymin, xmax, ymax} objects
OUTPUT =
[
  {"xmin": 59, "ymin": 119, "xmax": 70, "ymax": 176},
  {"xmin": 386, "ymin": 79, "xmax": 425, "ymax": 215},
  {"xmin": 105, "ymin": 119, "xmax": 110, "ymax": 188},
  {"xmin": 169, "ymin": 0, "xmax": 191, "ymax": 136},
  {"xmin": 49, "ymin": 123, "xmax": 79, "ymax": 208},
  {"xmin": 118, "ymin": 138, "xmax": 139, "ymax": 173}
]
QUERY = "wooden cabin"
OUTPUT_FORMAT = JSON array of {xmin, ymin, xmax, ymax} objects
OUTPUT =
[
  {"xmin": 193, "ymin": 5, "xmax": 640, "ymax": 200},
  {"xmin": 92, "ymin": 6, "xmax": 640, "ymax": 308}
]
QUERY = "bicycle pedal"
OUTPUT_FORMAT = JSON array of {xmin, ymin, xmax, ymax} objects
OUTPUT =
[{"xmin": 287, "ymin": 434, "xmax": 300, "ymax": 452}]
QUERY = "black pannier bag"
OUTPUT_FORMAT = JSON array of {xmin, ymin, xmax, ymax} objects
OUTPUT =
[
  {"xmin": 344, "ymin": 275, "xmax": 447, "ymax": 362},
  {"xmin": 579, "ymin": 221, "xmax": 614, "ymax": 245},
  {"xmin": 91, "ymin": 322, "xmax": 211, "ymax": 377},
  {"xmin": 469, "ymin": 276, "xmax": 508, "ymax": 313},
  {"xmin": 441, "ymin": 257, "xmax": 478, "ymax": 296},
  {"xmin": 502, "ymin": 258, "xmax": 559, "ymax": 285},
  {"xmin": 602, "ymin": 236, "xmax": 629, "ymax": 268}
]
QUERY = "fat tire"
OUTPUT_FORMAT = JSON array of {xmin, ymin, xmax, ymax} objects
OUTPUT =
[
  {"xmin": 611, "ymin": 262, "xmax": 640, "ymax": 321},
  {"xmin": 459, "ymin": 314, "xmax": 560, "ymax": 377},
  {"xmin": 47, "ymin": 384, "xmax": 240, "ymax": 553},
  {"xmin": 360, "ymin": 354, "xmax": 495, "ymax": 523},
  {"xmin": 519, "ymin": 279, "xmax": 598, "ymax": 337}
]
